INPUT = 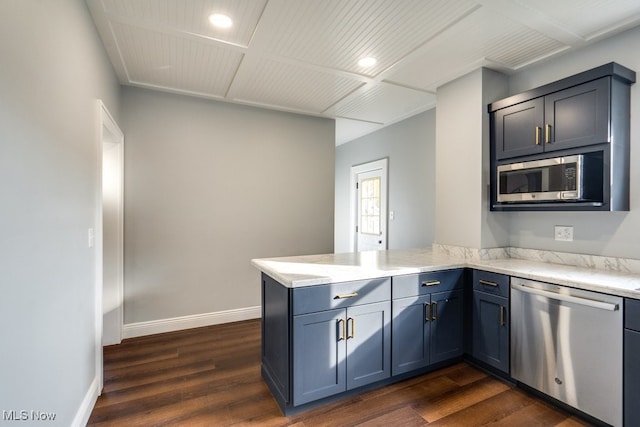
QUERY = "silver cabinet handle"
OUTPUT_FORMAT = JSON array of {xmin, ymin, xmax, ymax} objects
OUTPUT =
[
  {"xmin": 347, "ymin": 317, "xmax": 355, "ymax": 339},
  {"xmin": 422, "ymin": 280, "xmax": 440, "ymax": 287},
  {"xmin": 335, "ymin": 292, "xmax": 358, "ymax": 299},
  {"xmin": 479, "ymin": 279, "xmax": 498, "ymax": 287},
  {"xmin": 545, "ymin": 124, "xmax": 552, "ymax": 144},
  {"xmin": 424, "ymin": 303, "xmax": 431, "ymax": 322},
  {"xmin": 337, "ymin": 318, "xmax": 345, "ymax": 341}
]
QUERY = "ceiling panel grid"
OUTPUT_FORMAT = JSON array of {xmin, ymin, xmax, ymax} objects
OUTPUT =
[
  {"xmin": 86, "ymin": 0, "xmax": 640, "ymax": 144},
  {"xmin": 110, "ymin": 21, "xmax": 242, "ymax": 96},
  {"xmin": 100, "ymin": 0, "xmax": 266, "ymax": 46},
  {"xmin": 253, "ymin": 0, "xmax": 478, "ymax": 76},
  {"xmin": 230, "ymin": 57, "xmax": 364, "ymax": 113},
  {"xmin": 513, "ymin": 0, "xmax": 640, "ymax": 39}
]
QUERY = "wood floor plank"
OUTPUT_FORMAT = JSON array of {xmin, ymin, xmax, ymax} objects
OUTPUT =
[
  {"xmin": 88, "ymin": 319, "xmax": 594, "ymax": 427},
  {"xmin": 425, "ymin": 388, "xmax": 535, "ymax": 426},
  {"xmin": 488, "ymin": 401, "xmax": 580, "ymax": 427},
  {"xmin": 414, "ymin": 376, "xmax": 512, "ymax": 422},
  {"xmin": 350, "ymin": 406, "xmax": 428, "ymax": 427}
]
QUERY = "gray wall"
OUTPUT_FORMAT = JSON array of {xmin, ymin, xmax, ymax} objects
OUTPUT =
[
  {"xmin": 0, "ymin": 1, "xmax": 120, "ymax": 425},
  {"xmin": 335, "ymin": 110, "xmax": 436, "ymax": 252},
  {"xmin": 121, "ymin": 87, "xmax": 335, "ymax": 324},
  {"xmin": 434, "ymin": 68, "xmax": 509, "ymax": 249},
  {"xmin": 504, "ymin": 26, "xmax": 640, "ymax": 258}
]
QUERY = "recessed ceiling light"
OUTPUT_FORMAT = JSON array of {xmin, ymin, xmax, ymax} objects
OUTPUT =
[
  {"xmin": 209, "ymin": 13, "xmax": 233, "ymax": 29},
  {"xmin": 358, "ymin": 57, "xmax": 377, "ymax": 68}
]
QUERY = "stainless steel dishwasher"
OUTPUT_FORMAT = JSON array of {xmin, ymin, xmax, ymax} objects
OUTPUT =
[{"xmin": 511, "ymin": 277, "xmax": 623, "ymax": 426}]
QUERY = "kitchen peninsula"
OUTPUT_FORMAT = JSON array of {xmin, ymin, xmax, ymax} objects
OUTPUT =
[
  {"xmin": 253, "ymin": 247, "xmax": 640, "ymax": 296},
  {"xmin": 252, "ymin": 247, "xmax": 640, "ymax": 424}
]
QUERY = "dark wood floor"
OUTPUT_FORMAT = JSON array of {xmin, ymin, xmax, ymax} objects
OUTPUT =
[{"xmin": 88, "ymin": 319, "xmax": 591, "ymax": 426}]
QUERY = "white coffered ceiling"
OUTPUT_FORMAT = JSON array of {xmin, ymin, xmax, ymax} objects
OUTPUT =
[{"xmin": 87, "ymin": 0, "xmax": 640, "ymax": 144}]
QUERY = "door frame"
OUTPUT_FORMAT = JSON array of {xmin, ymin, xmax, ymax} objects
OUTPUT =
[
  {"xmin": 349, "ymin": 158, "xmax": 388, "ymax": 252},
  {"xmin": 94, "ymin": 100, "xmax": 124, "ymax": 392}
]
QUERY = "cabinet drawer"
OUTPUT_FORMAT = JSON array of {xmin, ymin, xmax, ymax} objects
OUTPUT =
[
  {"xmin": 292, "ymin": 277, "xmax": 390, "ymax": 315},
  {"xmin": 625, "ymin": 298, "xmax": 640, "ymax": 331},
  {"xmin": 392, "ymin": 269, "xmax": 464, "ymax": 299},
  {"xmin": 472, "ymin": 270, "xmax": 509, "ymax": 298}
]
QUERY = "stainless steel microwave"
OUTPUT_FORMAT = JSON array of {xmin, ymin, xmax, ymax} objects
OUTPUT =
[{"xmin": 497, "ymin": 154, "xmax": 602, "ymax": 203}]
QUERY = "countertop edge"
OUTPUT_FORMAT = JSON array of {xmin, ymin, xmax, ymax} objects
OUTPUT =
[{"xmin": 252, "ymin": 250, "xmax": 640, "ymax": 300}]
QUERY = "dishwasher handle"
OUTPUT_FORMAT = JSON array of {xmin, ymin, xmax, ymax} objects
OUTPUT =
[{"xmin": 511, "ymin": 282, "xmax": 619, "ymax": 311}]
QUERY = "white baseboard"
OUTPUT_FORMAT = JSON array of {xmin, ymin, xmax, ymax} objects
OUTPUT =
[
  {"xmin": 122, "ymin": 306, "xmax": 261, "ymax": 339},
  {"xmin": 72, "ymin": 375, "xmax": 99, "ymax": 427}
]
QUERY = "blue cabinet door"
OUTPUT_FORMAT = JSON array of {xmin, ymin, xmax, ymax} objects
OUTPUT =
[
  {"xmin": 391, "ymin": 295, "xmax": 430, "ymax": 375},
  {"xmin": 472, "ymin": 291, "xmax": 509, "ymax": 374},
  {"xmin": 261, "ymin": 274, "xmax": 291, "ymax": 406},
  {"xmin": 494, "ymin": 97, "xmax": 544, "ymax": 160},
  {"xmin": 292, "ymin": 308, "xmax": 346, "ymax": 405},
  {"xmin": 346, "ymin": 301, "xmax": 391, "ymax": 389},
  {"xmin": 292, "ymin": 302, "xmax": 391, "ymax": 405},
  {"xmin": 625, "ymin": 329, "xmax": 640, "ymax": 425},
  {"xmin": 544, "ymin": 77, "xmax": 610, "ymax": 152},
  {"xmin": 431, "ymin": 289, "xmax": 464, "ymax": 364}
]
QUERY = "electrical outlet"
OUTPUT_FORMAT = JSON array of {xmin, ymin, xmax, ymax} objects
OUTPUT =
[{"xmin": 554, "ymin": 226, "xmax": 573, "ymax": 242}]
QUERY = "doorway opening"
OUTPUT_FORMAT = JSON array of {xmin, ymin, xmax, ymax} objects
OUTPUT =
[
  {"xmin": 95, "ymin": 100, "xmax": 124, "ymax": 391},
  {"xmin": 349, "ymin": 158, "xmax": 388, "ymax": 252}
]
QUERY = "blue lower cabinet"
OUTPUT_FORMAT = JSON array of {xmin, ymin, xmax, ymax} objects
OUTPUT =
[
  {"xmin": 625, "ymin": 329, "xmax": 640, "ymax": 426},
  {"xmin": 472, "ymin": 290, "xmax": 509, "ymax": 374},
  {"xmin": 292, "ymin": 309, "xmax": 346, "ymax": 405},
  {"xmin": 391, "ymin": 295, "xmax": 431, "ymax": 375},
  {"xmin": 391, "ymin": 288, "xmax": 464, "ymax": 376},
  {"xmin": 625, "ymin": 298, "xmax": 640, "ymax": 426},
  {"xmin": 346, "ymin": 301, "xmax": 391, "ymax": 389},
  {"xmin": 292, "ymin": 301, "xmax": 391, "ymax": 406},
  {"xmin": 431, "ymin": 289, "xmax": 464, "ymax": 364}
]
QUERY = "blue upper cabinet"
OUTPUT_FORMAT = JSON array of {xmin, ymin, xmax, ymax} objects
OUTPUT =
[
  {"xmin": 543, "ymin": 78, "xmax": 610, "ymax": 152},
  {"xmin": 489, "ymin": 62, "xmax": 635, "ymax": 211},
  {"xmin": 494, "ymin": 78, "xmax": 610, "ymax": 160},
  {"xmin": 494, "ymin": 97, "xmax": 544, "ymax": 159}
]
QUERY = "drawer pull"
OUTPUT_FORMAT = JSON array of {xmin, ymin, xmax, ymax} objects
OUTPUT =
[
  {"xmin": 347, "ymin": 317, "xmax": 355, "ymax": 339},
  {"xmin": 479, "ymin": 279, "xmax": 498, "ymax": 287},
  {"xmin": 334, "ymin": 292, "xmax": 358, "ymax": 299},
  {"xmin": 421, "ymin": 280, "xmax": 440, "ymax": 287}
]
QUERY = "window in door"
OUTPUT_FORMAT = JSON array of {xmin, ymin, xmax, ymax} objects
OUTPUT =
[
  {"xmin": 359, "ymin": 176, "xmax": 381, "ymax": 235},
  {"xmin": 350, "ymin": 158, "xmax": 387, "ymax": 252}
]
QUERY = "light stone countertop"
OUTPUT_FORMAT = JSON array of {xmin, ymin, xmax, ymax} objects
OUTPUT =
[{"xmin": 251, "ymin": 247, "xmax": 640, "ymax": 299}]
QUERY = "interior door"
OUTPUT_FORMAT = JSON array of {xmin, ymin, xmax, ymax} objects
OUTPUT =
[{"xmin": 356, "ymin": 168, "xmax": 387, "ymax": 251}]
